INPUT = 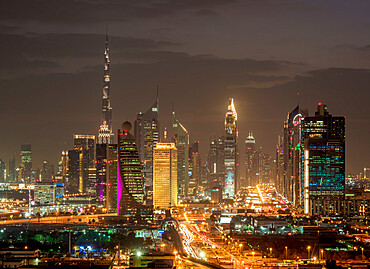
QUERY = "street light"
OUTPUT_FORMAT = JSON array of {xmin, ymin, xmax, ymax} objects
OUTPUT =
[
  {"xmin": 252, "ymin": 251, "xmax": 255, "ymax": 259},
  {"xmin": 307, "ymin": 246, "xmax": 311, "ymax": 260},
  {"xmin": 285, "ymin": 246, "xmax": 288, "ymax": 260},
  {"xmin": 361, "ymin": 247, "xmax": 364, "ymax": 262},
  {"xmin": 269, "ymin": 248, "xmax": 272, "ymax": 257},
  {"xmin": 320, "ymin": 249, "xmax": 324, "ymax": 260}
]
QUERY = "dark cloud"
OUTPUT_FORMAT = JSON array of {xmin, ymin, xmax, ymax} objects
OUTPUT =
[{"xmin": 0, "ymin": 0, "xmax": 234, "ymax": 24}]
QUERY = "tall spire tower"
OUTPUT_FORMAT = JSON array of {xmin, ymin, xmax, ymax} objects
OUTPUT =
[{"xmin": 98, "ymin": 23, "xmax": 113, "ymax": 144}]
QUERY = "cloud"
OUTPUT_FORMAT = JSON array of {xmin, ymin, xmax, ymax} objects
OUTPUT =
[{"xmin": 0, "ymin": 0, "xmax": 235, "ymax": 24}]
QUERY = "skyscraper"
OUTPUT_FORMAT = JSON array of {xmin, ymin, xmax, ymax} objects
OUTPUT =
[
  {"xmin": 207, "ymin": 136, "xmax": 225, "ymax": 189},
  {"xmin": 153, "ymin": 142, "xmax": 178, "ymax": 209},
  {"xmin": 98, "ymin": 26, "xmax": 113, "ymax": 144},
  {"xmin": 20, "ymin": 144, "xmax": 32, "ymax": 184},
  {"xmin": 41, "ymin": 160, "xmax": 55, "ymax": 181},
  {"xmin": 188, "ymin": 141, "xmax": 200, "ymax": 196},
  {"xmin": 96, "ymin": 143, "xmax": 117, "ymax": 210},
  {"xmin": 283, "ymin": 105, "xmax": 307, "ymax": 207},
  {"xmin": 73, "ymin": 135, "xmax": 96, "ymax": 194},
  {"xmin": 66, "ymin": 149, "xmax": 82, "ymax": 194},
  {"xmin": 301, "ymin": 103, "xmax": 345, "ymax": 216},
  {"xmin": 0, "ymin": 159, "xmax": 6, "ymax": 183},
  {"xmin": 245, "ymin": 132, "xmax": 257, "ymax": 187},
  {"xmin": 134, "ymin": 92, "xmax": 159, "ymax": 187},
  {"xmin": 224, "ymin": 98, "xmax": 238, "ymax": 198},
  {"xmin": 172, "ymin": 110, "xmax": 189, "ymax": 196},
  {"xmin": 117, "ymin": 122, "xmax": 152, "ymax": 222},
  {"xmin": 8, "ymin": 157, "xmax": 15, "ymax": 182}
]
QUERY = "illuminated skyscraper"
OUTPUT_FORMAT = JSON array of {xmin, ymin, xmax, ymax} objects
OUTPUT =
[
  {"xmin": 117, "ymin": 122, "xmax": 152, "ymax": 222},
  {"xmin": 20, "ymin": 144, "xmax": 32, "ymax": 184},
  {"xmin": 73, "ymin": 135, "xmax": 96, "ymax": 194},
  {"xmin": 134, "ymin": 92, "xmax": 159, "ymax": 186},
  {"xmin": 207, "ymin": 136, "xmax": 225, "ymax": 188},
  {"xmin": 224, "ymin": 98, "xmax": 238, "ymax": 198},
  {"xmin": 301, "ymin": 103, "xmax": 345, "ymax": 216},
  {"xmin": 41, "ymin": 160, "xmax": 55, "ymax": 181},
  {"xmin": 153, "ymin": 143, "xmax": 177, "ymax": 209},
  {"xmin": 245, "ymin": 132, "xmax": 257, "ymax": 186},
  {"xmin": 188, "ymin": 141, "xmax": 200, "ymax": 196},
  {"xmin": 96, "ymin": 144, "xmax": 117, "ymax": 211},
  {"xmin": 172, "ymin": 110, "xmax": 189, "ymax": 196},
  {"xmin": 98, "ymin": 26, "xmax": 113, "ymax": 144},
  {"xmin": 283, "ymin": 105, "xmax": 307, "ymax": 207}
]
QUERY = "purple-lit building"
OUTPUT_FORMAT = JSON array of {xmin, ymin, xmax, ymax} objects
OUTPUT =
[{"xmin": 117, "ymin": 121, "xmax": 152, "ymax": 223}]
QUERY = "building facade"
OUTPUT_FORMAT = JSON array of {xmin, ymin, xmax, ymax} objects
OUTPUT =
[
  {"xmin": 153, "ymin": 143, "xmax": 178, "ymax": 209},
  {"xmin": 117, "ymin": 122, "xmax": 152, "ymax": 222},
  {"xmin": 224, "ymin": 98, "xmax": 238, "ymax": 198},
  {"xmin": 301, "ymin": 103, "xmax": 345, "ymax": 216},
  {"xmin": 134, "ymin": 94, "xmax": 159, "ymax": 187},
  {"xmin": 73, "ymin": 135, "xmax": 96, "ymax": 194},
  {"xmin": 172, "ymin": 111, "xmax": 189, "ymax": 196},
  {"xmin": 20, "ymin": 144, "xmax": 32, "ymax": 184}
]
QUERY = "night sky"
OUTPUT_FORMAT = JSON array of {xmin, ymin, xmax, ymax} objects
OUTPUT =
[{"xmin": 0, "ymin": 0, "xmax": 369, "ymax": 174}]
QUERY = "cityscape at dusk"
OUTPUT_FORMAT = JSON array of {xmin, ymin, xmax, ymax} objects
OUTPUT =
[{"xmin": 0, "ymin": 1, "xmax": 369, "ymax": 268}]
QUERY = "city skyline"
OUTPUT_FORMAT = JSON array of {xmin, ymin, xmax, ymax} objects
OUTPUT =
[{"xmin": 0, "ymin": 1, "xmax": 369, "ymax": 174}]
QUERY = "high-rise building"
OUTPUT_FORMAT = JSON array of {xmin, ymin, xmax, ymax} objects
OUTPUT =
[
  {"xmin": 282, "ymin": 106, "xmax": 308, "ymax": 207},
  {"xmin": 276, "ymin": 135, "xmax": 285, "ymax": 193},
  {"xmin": 301, "ymin": 103, "xmax": 345, "ymax": 216},
  {"xmin": 20, "ymin": 144, "xmax": 32, "ymax": 184},
  {"xmin": 153, "ymin": 142, "xmax": 177, "ymax": 209},
  {"xmin": 66, "ymin": 149, "xmax": 82, "ymax": 194},
  {"xmin": 134, "ymin": 93, "xmax": 159, "ymax": 187},
  {"xmin": 98, "ymin": 27, "xmax": 113, "ymax": 144},
  {"xmin": 55, "ymin": 151, "xmax": 68, "ymax": 184},
  {"xmin": 73, "ymin": 135, "xmax": 96, "ymax": 194},
  {"xmin": 224, "ymin": 98, "xmax": 238, "ymax": 198},
  {"xmin": 117, "ymin": 122, "xmax": 152, "ymax": 222},
  {"xmin": 172, "ymin": 111, "xmax": 189, "ymax": 196},
  {"xmin": 40, "ymin": 160, "xmax": 55, "ymax": 181},
  {"xmin": 8, "ymin": 157, "xmax": 15, "ymax": 182},
  {"xmin": 245, "ymin": 132, "xmax": 257, "ymax": 187},
  {"xmin": 96, "ymin": 143, "xmax": 117, "ymax": 211},
  {"xmin": 0, "ymin": 159, "xmax": 6, "ymax": 183},
  {"xmin": 364, "ymin": 168, "xmax": 370, "ymax": 180},
  {"xmin": 207, "ymin": 136, "xmax": 225, "ymax": 189},
  {"xmin": 189, "ymin": 141, "xmax": 200, "ymax": 196}
]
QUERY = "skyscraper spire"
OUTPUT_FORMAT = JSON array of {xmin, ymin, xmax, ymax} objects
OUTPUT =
[{"xmin": 99, "ymin": 23, "xmax": 113, "ymax": 144}]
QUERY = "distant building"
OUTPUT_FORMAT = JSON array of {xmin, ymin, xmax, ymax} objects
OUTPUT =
[
  {"xmin": 117, "ymin": 122, "xmax": 152, "ymax": 222},
  {"xmin": 40, "ymin": 160, "xmax": 55, "ymax": 181},
  {"xmin": 20, "ymin": 144, "xmax": 32, "ymax": 184},
  {"xmin": 8, "ymin": 157, "xmax": 15, "ymax": 182},
  {"xmin": 96, "ymin": 143, "xmax": 117, "ymax": 211},
  {"xmin": 224, "ymin": 98, "xmax": 238, "ymax": 198},
  {"xmin": 73, "ymin": 135, "xmax": 96, "ymax": 194},
  {"xmin": 301, "ymin": 103, "xmax": 345, "ymax": 216},
  {"xmin": 172, "ymin": 110, "xmax": 189, "ymax": 196},
  {"xmin": 134, "ymin": 93, "xmax": 160, "ymax": 187},
  {"xmin": 0, "ymin": 159, "xmax": 5, "ymax": 183},
  {"xmin": 153, "ymin": 142, "xmax": 178, "ymax": 209},
  {"xmin": 207, "ymin": 136, "xmax": 225, "ymax": 189},
  {"xmin": 34, "ymin": 182, "xmax": 64, "ymax": 205},
  {"xmin": 188, "ymin": 141, "xmax": 200, "ymax": 196},
  {"xmin": 245, "ymin": 132, "xmax": 257, "ymax": 187},
  {"xmin": 66, "ymin": 149, "xmax": 82, "ymax": 194},
  {"xmin": 98, "ymin": 29, "xmax": 113, "ymax": 144},
  {"xmin": 282, "ymin": 105, "xmax": 308, "ymax": 207},
  {"xmin": 55, "ymin": 151, "xmax": 67, "ymax": 184},
  {"xmin": 211, "ymin": 187, "xmax": 222, "ymax": 204}
]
